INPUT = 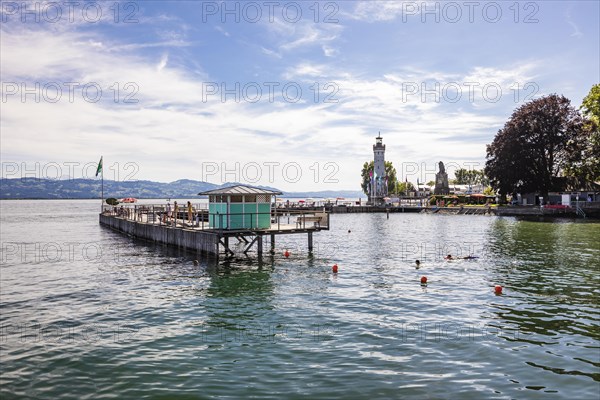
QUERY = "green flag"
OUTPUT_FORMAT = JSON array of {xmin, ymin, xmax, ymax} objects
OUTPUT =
[{"xmin": 95, "ymin": 156, "xmax": 103, "ymax": 177}]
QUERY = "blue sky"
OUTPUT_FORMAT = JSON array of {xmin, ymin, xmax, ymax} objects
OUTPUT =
[{"xmin": 1, "ymin": 0, "xmax": 598, "ymax": 191}]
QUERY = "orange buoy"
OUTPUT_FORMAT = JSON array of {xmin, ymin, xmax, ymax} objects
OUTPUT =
[
  {"xmin": 332, "ymin": 264, "xmax": 338, "ymax": 273},
  {"xmin": 420, "ymin": 276, "xmax": 427, "ymax": 284},
  {"xmin": 284, "ymin": 250, "xmax": 290, "ymax": 258},
  {"xmin": 494, "ymin": 285, "xmax": 503, "ymax": 294}
]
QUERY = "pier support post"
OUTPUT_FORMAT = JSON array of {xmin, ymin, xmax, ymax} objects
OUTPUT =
[
  {"xmin": 270, "ymin": 234, "xmax": 275, "ymax": 252},
  {"xmin": 308, "ymin": 232, "xmax": 313, "ymax": 252},
  {"xmin": 257, "ymin": 235, "xmax": 263, "ymax": 256}
]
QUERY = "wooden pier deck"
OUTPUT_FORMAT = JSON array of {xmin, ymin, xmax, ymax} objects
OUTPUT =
[{"xmin": 99, "ymin": 205, "xmax": 329, "ymax": 258}]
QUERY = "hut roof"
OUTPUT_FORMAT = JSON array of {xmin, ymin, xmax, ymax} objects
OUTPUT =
[{"xmin": 198, "ymin": 185, "xmax": 282, "ymax": 196}]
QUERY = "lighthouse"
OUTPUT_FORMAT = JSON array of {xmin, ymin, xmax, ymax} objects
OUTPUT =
[{"xmin": 370, "ymin": 133, "xmax": 387, "ymax": 205}]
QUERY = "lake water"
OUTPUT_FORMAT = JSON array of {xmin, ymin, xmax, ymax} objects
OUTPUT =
[{"xmin": 1, "ymin": 200, "xmax": 599, "ymax": 399}]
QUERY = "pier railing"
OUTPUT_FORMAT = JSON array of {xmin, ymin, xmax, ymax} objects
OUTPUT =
[{"xmin": 101, "ymin": 204, "xmax": 329, "ymax": 231}]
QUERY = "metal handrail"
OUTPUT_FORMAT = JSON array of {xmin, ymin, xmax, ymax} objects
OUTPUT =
[{"xmin": 102, "ymin": 205, "xmax": 330, "ymax": 230}]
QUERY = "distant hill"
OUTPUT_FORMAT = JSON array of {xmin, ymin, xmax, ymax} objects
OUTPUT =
[{"xmin": 0, "ymin": 178, "xmax": 365, "ymax": 200}]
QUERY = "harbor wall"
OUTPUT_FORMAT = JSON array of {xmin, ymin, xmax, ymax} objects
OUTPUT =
[
  {"xmin": 99, "ymin": 214, "xmax": 219, "ymax": 255},
  {"xmin": 322, "ymin": 206, "xmax": 422, "ymax": 214}
]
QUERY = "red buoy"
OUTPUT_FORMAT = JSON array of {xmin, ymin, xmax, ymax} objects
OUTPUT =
[
  {"xmin": 420, "ymin": 276, "xmax": 427, "ymax": 284},
  {"xmin": 284, "ymin": 250, "xmax": 290, "ymax": 258},
  {"xmin": 332, "ymin": 264, "xmax": 338, "ymax": 273},
  {"xmin": 494, "ymin": 285, "xmax": 503, "ymax": 294}
]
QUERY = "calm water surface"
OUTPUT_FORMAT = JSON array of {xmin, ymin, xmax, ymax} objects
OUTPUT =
[{"xmin": 1, "ymin": 200, "xmax": 599, "ymax": 399}]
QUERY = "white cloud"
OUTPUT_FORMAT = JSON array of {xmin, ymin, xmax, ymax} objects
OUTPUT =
[
  {"xmin": 262, "ymin": 17, "xmax": 343, "ymax": 53},
  {"xmin": 0, "ymin": 16, "xmax": 545, "ymax": 190},
  {"xmin": 215, "ymin": 26, "xmax": 230, "ymax": 37},
  {"xmin": 260, "ymin": 47, "xmax": 282, "ymax": 59},
  {"xmin": 463, "ymin": 64, "xmax": 538, "ymax": 87},
  {"xmin": 283, "ymin": 63, "xmax": 328, "ymax": 79},
  {"xmin": 349, "ymin": 1, "xmax": 436, "ymax": 22},
  {"xmin": 351, "ymin": 1, "xmax": 408, "ymax": 22},
  {"xmin": 322, "ymin": 45, "xmax": 339, "ymax": 57},
  {"xmin": 565, "ymin": 9, "xmax": 583, "ymax": 38},
  {"xmin": 157, "ymin": 54, "xmax": 168, "ymax": 71}
]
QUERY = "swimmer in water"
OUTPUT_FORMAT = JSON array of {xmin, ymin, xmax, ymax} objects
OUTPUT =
[
  {"xmin": 445, "ymin": 254, "xmax": 478, "ymax": 260},
  {"xmin": 415, "ymin": 260, "xmax": 421, "ymax": 269}
]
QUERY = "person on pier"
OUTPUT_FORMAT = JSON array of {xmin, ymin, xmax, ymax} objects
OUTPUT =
[
  {"xmin": 173, "ymin": 201, "xmax": 178, "ymax": 226},
  {"xmin": 164, "ymin": 202, "xmax": 172, "ymax": 224}
]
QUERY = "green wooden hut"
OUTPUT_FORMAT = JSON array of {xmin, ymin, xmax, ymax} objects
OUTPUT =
[{"xmin": 198, "ymin": 185, "xmax": 282, "ymax": 230}]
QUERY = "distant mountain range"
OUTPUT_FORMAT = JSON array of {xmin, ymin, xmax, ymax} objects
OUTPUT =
[{"xmin": 0, "ymin": 178, "xmax": 365, "ymax": 200}]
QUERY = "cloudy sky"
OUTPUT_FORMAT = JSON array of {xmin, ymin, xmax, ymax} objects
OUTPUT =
[{"xmin": 1, "ymin": 0, "xmax": 598, "ymax": 191}]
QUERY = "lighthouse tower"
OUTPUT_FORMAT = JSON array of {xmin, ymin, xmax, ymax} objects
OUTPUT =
[{"xmin": 371, "ymin": 133, "xmax": 387, "ymax": 205}]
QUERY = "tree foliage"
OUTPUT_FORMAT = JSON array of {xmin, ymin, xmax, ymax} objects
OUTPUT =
[
  {"xmin": 581, "ymin": 83, "xmax": 600, "ymax": 125},
  {"xmin": 485, "ymin": 94, "xmax": 585, "ymax": 198},
  {"xmin": 454, "ymin": 169, "xmax": 489, "ymax": 186},
  {"xmin": 483, "ymin": 186, "xmax": 495, "ymax": 196},
  {"xmin": 564, "ymin": 84, "xmax": 600, "ymax": 185},
  {"xmin": 395, "ymin": 181, "xmax": 415, "ymax": 195},
  {"xmin": 360, "ymin": 161, "xmax": 398, "ymax": 196}
]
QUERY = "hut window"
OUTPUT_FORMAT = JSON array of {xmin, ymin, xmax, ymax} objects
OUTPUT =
[{"xmin": 256, "ymin": 194, "xmax": 269, "ymax": 203}]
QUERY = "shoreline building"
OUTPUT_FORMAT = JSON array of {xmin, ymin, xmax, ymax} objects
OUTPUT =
[
  {"xmin": 369, "ymin": 133, "xmax": 388, "ymax": 205},
  {"xmin": 199, "ymin": 185, "xmax": 281, "ymax": 229}
]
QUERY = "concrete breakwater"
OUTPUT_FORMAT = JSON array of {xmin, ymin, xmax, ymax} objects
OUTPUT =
[
  {"xmin": 286, "ymin": 205, "xmax": 492, "ymax": 215},
  {"xmin": 99, "ymin": 214, "xmax": 219, "ymax": 255},
  {"xmin": 328, "ymin": 205, "xmax": 422, "ymax": 214},
  {"xmin": 281, "ymin": 205, "xmax": 596, "ymax": 218}
]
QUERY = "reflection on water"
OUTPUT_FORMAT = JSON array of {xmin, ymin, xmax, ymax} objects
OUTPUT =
[
  {"xmin": 1, "ymin": 201, "xmax": 599, "ymax": 398},
  {"xmin": 485, "ymin": 218, "xmax": 600, "ymax": 383}
]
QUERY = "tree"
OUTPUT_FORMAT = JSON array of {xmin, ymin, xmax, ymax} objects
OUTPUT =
[
  {"xmin": 454, "ymin": 169, "xmax": 488, "ymax": 186},
  {"xmin": 361, "ymin": 161, "xmax": 398, "ymax": 196},
  {"xmin": 483, "ymin": 186, "xmax": 495, "ymax": 196},
  {"xmin": 564, "ymin": 84, "xmax": 600, "ymax": 186},
  {"xmin": 581, "ymin": 83, "xmax": 600, "ymax": 125},
  {"xmin": 485, "ymin": 94, "xmax": 585, "ymax": 200},
  {"xmin": 454, "ymin": 169, "xmax": 469, "ymax": 184},
  {"xmin": 396, "ymin": 181, "xmax": 415, "ymax": 195}
]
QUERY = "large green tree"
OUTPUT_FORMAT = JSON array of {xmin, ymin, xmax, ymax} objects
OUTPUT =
[
  {"xmin": 564, "ymin": 84, "xmax": 600, "ymax": 186},
  {"xmin": 360, "ymin": 161, "xmax": 398, "ymax": 196},
  {"xmin": 582, "ymin": 84, "xmax": 600, "ymax": 125},
  {"xmin": 395, "ymin": 181, "xmax": 415, "ymax": 195},
  {"xmin": 454, "ymin": 169, "xmax": 489, "ymax": 186},
  {"xmin": 485, "ymin": 94, "xmax": 585, "ymax": 200}
]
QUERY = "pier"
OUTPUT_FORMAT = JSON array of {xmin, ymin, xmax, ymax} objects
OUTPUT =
[{"xmin": 99, "ymin": 185, "xmax": 330, "ymax": 258}]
